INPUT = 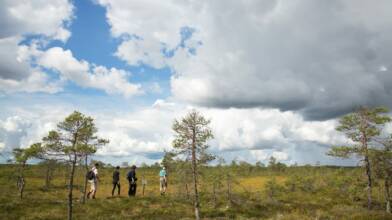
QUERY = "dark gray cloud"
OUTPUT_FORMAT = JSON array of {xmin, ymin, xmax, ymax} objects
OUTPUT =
[
  {"xmin": 161, "ymin": 0, "xmax": 392, "ymax": 120},
  {"xmin": 86, "ymin": 0, "xmax": 392, "ymax": 120}
]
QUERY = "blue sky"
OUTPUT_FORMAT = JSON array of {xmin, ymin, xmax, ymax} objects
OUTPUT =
[
  {"xmin": 1, "ymin": 0, "xmax": 391, "ymax": 166},
  {"xmin": 17, "ymin": 0, "xmax": 172, "ymax": 106},
  {"xmin": 62, "ymin": 0, "xmax": 172, "ymax": 100}
]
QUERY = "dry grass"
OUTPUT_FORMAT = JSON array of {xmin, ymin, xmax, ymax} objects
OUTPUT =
[
  {"xmin": 237, "ymin": 176, "xmax": 286, "ymax": 192},
  {"xmin": 0, "ymin": 164, "xmax": 391, "ymax": 219}
]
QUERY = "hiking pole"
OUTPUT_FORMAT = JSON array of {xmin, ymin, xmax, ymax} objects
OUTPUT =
[{"xmin": 142, "ymin": 177, "xmax": 147, "ymax": 196}]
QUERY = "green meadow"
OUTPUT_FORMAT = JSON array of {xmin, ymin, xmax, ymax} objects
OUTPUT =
[{"xmin": 1, "ymin": 164, "xmax": 391, "ymax": 220}]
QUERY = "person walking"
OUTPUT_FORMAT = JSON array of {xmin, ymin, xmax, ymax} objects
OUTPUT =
[
  {"xmin": 127, "ymin": 165, "xmax": 137, "ymax": 196},
  {"xmin": 87, "ymin": 163, "xmax": 99, "ymax": 199},
  {"xmin": 159, "ymin": 166, "xmax": 167, "ymax": 195},
  {"xmin": 111, "ymin": 166, "xmax": 121, "ymax": 196}
]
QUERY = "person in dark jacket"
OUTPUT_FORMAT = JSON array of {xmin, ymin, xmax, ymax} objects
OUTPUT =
[
  {"xmin": 127, "ymin": 165, "xmax": 137, "ymax": 196},
  {"xmin": 111, "ymin": 166, "xmax": 121, "ymax": 196}
]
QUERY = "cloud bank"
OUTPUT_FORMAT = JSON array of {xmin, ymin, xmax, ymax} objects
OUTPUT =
[
  {"xmin": 0, "ymin": 99, "xmax": 351, "ymax": 165},
  {"xmin": 99, "ymin": 0, "xmax": 392, "ymax": 120}
]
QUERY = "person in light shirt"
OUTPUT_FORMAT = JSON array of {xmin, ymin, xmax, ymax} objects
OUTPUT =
[
  {"xmin": 87, "ymin": 163, "xmax": 99, "ymax": 199},
  {"xmin": 159, "ymin": 166, "xmax": 167, "ymax": 195}
]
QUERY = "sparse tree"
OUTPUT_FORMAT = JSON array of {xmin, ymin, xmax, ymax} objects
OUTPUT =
[
  {"xmin": 268, "ymin": 156, "xmax": 277, "ymax": 167},
  {"xmin": 27, "ymin": 143, "xmax": 58, "ymax": 189},
  {"xmin": 328, "ymin": 106, "xmax": 390, "ymax": 209},
  {"xmin": 13, "ymin": 148, "xmax": 29, "ymax": 199},
  {"xmin": 255, "ymin": 161, "xmax": 265, "ymax": 168},
  {"xmin": 268, "ymin": 156, "xmax": 286, "ymax": 172},
  {"xmin": 172, "ymin": 110, "xmax": 214, "ymax": 220},
  {"xmin": 371, "ymin": 135, "xmax": 392, "ymax": 213},
  {"xmin": 12, "ymin": 143, "xmax": 45, "ymax": 199},
  {"xmin": 41, "ymin": 159, "xmax": 57, "ymax": 189},
  {"xmin": 239, "ymin": 160, "xmax": 253, "ymax": 175},
  {"xmin": 161, "ymin": 150, "xmax": 176, "ymax": 172},
  {"xmin": 230, "ymin": 160, "xmax": 238, "ymax": 167},
  {"xmin": 41, "ymin": 111, "xmax": 108, "ymax": 220}
]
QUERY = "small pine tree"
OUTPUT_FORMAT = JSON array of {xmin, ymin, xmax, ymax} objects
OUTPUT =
[
  {"xmin": 328, "ymin": 106, "xmax": 390, "ymax": 209},
  {"xmin": 371, "ymin": 135, "xmax": 392, "ymax": 213},
  {"xmin": 41, "ymin": 111, "xmax": 108, "ymax": 220},
  {"xmin": 172, "ymin": 110, "xmax": 214, "ymax": 220}
]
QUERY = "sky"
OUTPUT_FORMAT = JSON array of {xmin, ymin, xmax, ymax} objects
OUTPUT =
[{"xmin": 1, "ymin": 0, "xmax": 392, "ymax": 166}]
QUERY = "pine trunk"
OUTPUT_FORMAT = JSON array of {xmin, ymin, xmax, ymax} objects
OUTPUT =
[
  {"xmin": 45, "ymin": 163, "xmax": 51, "ymax": 189},
  {"xmin": 68, "ymin": 155, "xmax": 77, "ymax": 220},
  {"xmin": 385, "ymin": 177, "xmax": 391, "ymax": 213},
  {"xmin": 20, "ymin": 181, "xmax": 24, "ymax": 199},
  {"xmin": 191, "ymin": 128, "xmax": 200, "ymax": 220},
  {"xmin": 213, "ymin": 182, "xmax": 217, "ymax": 208},
  {"xmin": 64, "ymin": 164, "xmax": 69, "ymax": 185},
  {"xmin": 185, "ymin": 183, "xmax": 190, "ymax": 200},
  {"xmin": 19, "ymin": 162, "xmax": 26, "ymax": 199},
  {"xmin": 364, "ymin": 154, "xmax": 372, "ymax": 209},
  {"xmin": 227, "ymin": 174, "xmax": 232, "ymax": 206},
  {"xmin": 82, "ymin": 155, "xmax": 88, "ymax": 204},
  {"xmin": 361, "ymin": 127, "xmax": 372, "ymax": 210}
]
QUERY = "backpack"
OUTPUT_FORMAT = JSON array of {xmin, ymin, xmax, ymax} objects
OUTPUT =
[
  {"xmin": 127, "ymin": 170, "xmax": 137, "ymax": 183},
  {"xmin": 86, "ymin": 170, "xmax": 95, "ymax": 180}
]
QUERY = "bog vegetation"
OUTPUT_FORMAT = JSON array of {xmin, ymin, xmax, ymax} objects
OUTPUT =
[{"xmin": 1, "ymin": 107, "xmax": 392, "ymax": 219}]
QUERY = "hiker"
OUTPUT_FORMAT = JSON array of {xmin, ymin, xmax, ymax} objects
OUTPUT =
[
  {"xmin": 87, "ymin": 163, "xmax": 99, "ymax": 199},
  {"xmin": 127, "ymin": 165, "xmax": 137, "ymax": 196},
  {"xmin": 111, "ymin": 166, "xmax": 121, "ymax": 196},
  {"xmin": 159, "ymin": 166, "xmax": 167, "ymax": 195}
]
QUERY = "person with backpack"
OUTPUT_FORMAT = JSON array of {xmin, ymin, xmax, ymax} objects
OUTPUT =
[
  {"xmin": 159, "ymin": 166, "xmax": 167, "ymax": 195},
  {"xmin": 87, "ymin": 163, "xmax": 99, "ymax": 199},
  {"xmin": 127, "ymin": 165, "xmax": 137, "ymax": 196},
  {"xmin": 112, "ymin": 166, "xmax": 121, "ymax": 196}
]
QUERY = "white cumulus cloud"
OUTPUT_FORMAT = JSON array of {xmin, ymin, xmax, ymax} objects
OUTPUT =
[
  {"xmin": 16, "ymin": 45, "xmax": 143, "ymax": 97},
  {"xmin": 0, "ymin": 0, "xmax": 74, "ymax": 93},
  {"xmin": 0, "ymin": 0, "xmax": 73, "ymax": 41},
  {"xmin": 0, "ymin": 99, "xmax": 351, "ymax": 165}
]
